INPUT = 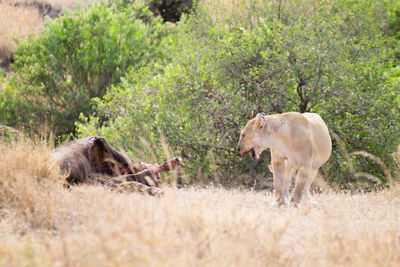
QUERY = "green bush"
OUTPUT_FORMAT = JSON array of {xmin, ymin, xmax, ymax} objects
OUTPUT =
[
  {"xmin": 2, "ymin": 0, "xmax": 398, "ymax": 189},
  {"xmin": 388, "ymin": 2, "xmax": 400, "ymax": 37},
  {"xmin": 5, "ymin": 0, "xmax": 174, "ymax": 135},
  {"xmin": 78, "ymin": 0, "xmax": 400, "ymax": 188}
]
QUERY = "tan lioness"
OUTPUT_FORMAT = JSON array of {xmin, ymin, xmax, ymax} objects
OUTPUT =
[{"xmin": 236, "ymin": 112, "xmax": 332, "ymax": 206}]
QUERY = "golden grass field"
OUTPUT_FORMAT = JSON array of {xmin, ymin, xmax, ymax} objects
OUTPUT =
[{"xmin": 0, "ymin": 137, "xmax": 399, "ymax": 266}]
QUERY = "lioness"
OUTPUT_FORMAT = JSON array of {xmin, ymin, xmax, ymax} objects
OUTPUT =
[{"xmin": 237, "ymin": 112, "xmax": 332, "ymax": 206}]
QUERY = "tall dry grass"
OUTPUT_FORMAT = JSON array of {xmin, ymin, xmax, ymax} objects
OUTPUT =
[
  {"xmin": 0, "ymin": 137, "xmax": 400, "ymax": 266},
  {"xmin": 8, "ymin": 0, "xmax": 97, "ymax": 8},
  {"xmin": 0, "ymin": 0, "xmax": 102, "ymax": 68},
  {"xmin": 0, "ymin": 136, "xmax": 65, "ymax": 230},
  {"xmin": 0, "ymin": 2, "xmax": 43, "ymax": 66}
]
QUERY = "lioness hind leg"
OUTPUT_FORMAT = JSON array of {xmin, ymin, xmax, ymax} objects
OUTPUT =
[
  {"xmin": 291, "ymin": 167, "xmax": 317, "ymax": 205},
  {"xmin": 303, "ymin": 169, "xmax": 318, "ymax": 206}
]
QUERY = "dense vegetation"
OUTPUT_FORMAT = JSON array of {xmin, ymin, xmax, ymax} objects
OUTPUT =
[{"xmin": 1, "ymin": 0, "xmax": 399, "ymax": 189}]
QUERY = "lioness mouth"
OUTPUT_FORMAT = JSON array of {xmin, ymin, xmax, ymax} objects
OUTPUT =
[
  {"xmin": 250, "ymin": 148, "xmax": 257, "ymax": 161},
  {"xmin": 243, "ymin": 148, "xmax": 257, "ymax": 161}
]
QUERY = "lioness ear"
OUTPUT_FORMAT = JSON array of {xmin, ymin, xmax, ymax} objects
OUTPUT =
[{"xmin": 254, "ymin": 113, "xmax": 266, "ymax": 129}]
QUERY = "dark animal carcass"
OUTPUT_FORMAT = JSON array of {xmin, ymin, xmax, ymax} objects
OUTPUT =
[{"xmin": 53, "ymin": 136, "xmax": 184, "ymax": 189}]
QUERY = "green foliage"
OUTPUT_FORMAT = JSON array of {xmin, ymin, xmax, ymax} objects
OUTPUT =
[
  {"xmin": 4, "ymin": 0, "xmax": 174, "ymax": 135},
  {"xmin": 388, "ymin": 1, "xmax": 400, "ymax": 37},
  {"xmin": 1, "ymin": 0, "xmax": 399, "ymax": 188},
  {"xmin": 78, "ymin": 0, "xmax": 400, "ymax": 188}
]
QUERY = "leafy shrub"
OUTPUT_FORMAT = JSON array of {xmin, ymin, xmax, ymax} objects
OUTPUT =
[
  {"xmin": 4, "ymin": 0, "xmax": 175, "ymax": 136},
  {"xmin": 388, "ymin": 2, "xmax": 400, "ymax": 37},
  {"xmin": 78, "ymin": 0, "xmax": 400, "ymax": 188}
]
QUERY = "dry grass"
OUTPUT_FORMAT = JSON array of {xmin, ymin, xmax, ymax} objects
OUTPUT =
[
  {"xmin": 199, "ymin": 0, "xmax": 269, "ymax": 25},
  {"xmin": 8, "ymin": 0, "xmax": 97, "ymax": 8},
  {"xmin": 0, "ymin": 137, "xmax": 400, "ymax": 266},
  {"xmin": 0, "ymin": 2, "xmax": 43, "ymax": 67},
  {"xmin": 0, "ymin": 0, "xmax": 102, "ymax": 68},
  {"xmin": 198, "ymin": 0, "xmax": 322, "ymax": 25}
]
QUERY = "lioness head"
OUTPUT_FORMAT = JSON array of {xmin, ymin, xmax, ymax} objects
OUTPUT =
[{"xmin": 236, "ymin": 113, "xmax": 268, "ymax": 161}]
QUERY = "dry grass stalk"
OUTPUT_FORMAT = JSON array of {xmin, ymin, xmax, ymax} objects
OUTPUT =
[
  {"xmin": 330, "ymin": 130, "xmax": 396, "ymax": 186},
  {"xmin": 350, "ymin": 151, "xmax": 394, "ymax": 186},
  {"xmin": 393, "ymin": 145, "xmax": 400, "ymax": 168}
]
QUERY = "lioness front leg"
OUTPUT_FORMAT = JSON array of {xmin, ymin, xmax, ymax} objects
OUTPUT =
[
  {"xmin": 271, "ymin": 160, "xmax": 286, "ymax": 206},
  {"xmin": 282, "ymin": 161, "xmax": 296, "ymax": 204}
]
